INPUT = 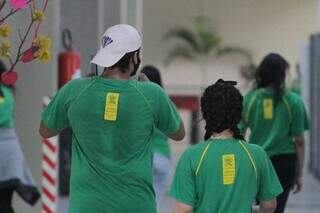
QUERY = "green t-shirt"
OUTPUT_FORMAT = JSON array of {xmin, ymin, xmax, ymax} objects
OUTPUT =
[
  {"xmin": 42, "ymin": 77, "xmax": 181, "ymax": 213},
  {"xmin": 0, "ymin": 85, "xmax": 14, "ymax": 128},
  {"xmin": 153, "ymin": 129, "xmax": 170, "ymax": 157},
  {"xmin": 170, "ymin": 139, "xmax": 283, "ymax": 213},
  {"xmin": 240, "ymin": 89, "xmax": 310, "ymax": 157}
]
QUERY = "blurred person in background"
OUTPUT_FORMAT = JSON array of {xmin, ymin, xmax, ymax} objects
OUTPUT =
[
  {"xmin": 171, "ymin": 79, "xmax": 282, "ymax": 213},
  {"xmin": 240, "ymin": 53, "xmax": 309, "ymax": 213},
  {"xmin": 39, "ymin": 25, "xmax": 185, "ymax": 213},
  {"xmin": 290, "ymin": 64, "xmax": 302, "ymax": 96},
  {"xmin": 141, "ymin": 65, "xmax": 171, "ymax": 210},
  {"xmin": 0, "ymin": 61, "xmax": 40, "ymax": 213}
]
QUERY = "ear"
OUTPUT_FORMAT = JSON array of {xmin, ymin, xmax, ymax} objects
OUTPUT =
[{"xmin": 134, "ymin": 51, "xmax": 140, "ymax": 63}]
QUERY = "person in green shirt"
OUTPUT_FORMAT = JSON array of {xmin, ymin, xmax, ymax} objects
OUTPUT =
[
  {"xmin": 171, "ymin": 79, "xmax": 282, "ymax": 213},
  {"xmin": 141, "ymin": 65, "xmax": 172, "ymax": 210},
  {"xmin": 39, "ymin": 25, "xmax": 185, "ymax": 213},
  {"xmin": 240, "ymin": 53, "xmax": 309, "ymax": 213},
  {"xmin": 0, "ymin": 61, "xmax": 40, "ymax": 213}
]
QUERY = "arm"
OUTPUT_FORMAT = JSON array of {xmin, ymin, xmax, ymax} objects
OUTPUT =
[
  {"xmin": 292, "ymin": 135, "xmax": 305, "ymax": 193},
  {"xmin": 39, "ymin": 121, "xmax": 59, "ymax": 138},
  {"xmin": 168, "ymin": 121, "xmax": 185, "ymax": 141},
  {"xmin": 175, "ymin": 201, "xmax": 193, "ymax": 213},
  {"xmin": 259, "ymin": 199, "xmax": 277, "ymax": 213},
  {"xmin": 153, "ymin": 85, "xmax": 185, "ymax": 141},
  {"xmin": 40, "ymin": 82, "xmax": 73, "ymax": 139}
]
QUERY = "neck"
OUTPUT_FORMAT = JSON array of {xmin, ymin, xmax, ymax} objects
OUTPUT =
[
  {"xmin": 211, "ymin": 129, "xmax": 234, "ymax": 139},
  {"xmin": 101, "ymin": 68, "xmax": 131, "ymax": 80}
]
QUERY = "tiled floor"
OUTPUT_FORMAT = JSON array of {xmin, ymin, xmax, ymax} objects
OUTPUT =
[{"xmin": 286, "ymin": 171, "xmax": 320, "ymax": 213}]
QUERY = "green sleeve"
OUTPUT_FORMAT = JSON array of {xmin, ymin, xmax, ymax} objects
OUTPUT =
[
  {"xmin": 41, "ymin": 83, "xmax": 72, "ymax": 132},
  {"xmin": 290, "ymin": 97, "xmax": 310, "ymax": 136},
  {"xmin": 0, "ymin": 87, "xmax": 14, "ymax": 127},
  {"xmin": 154, "ymin": 86, "xmax": 181, "ymax": 135},
  {"xmin": 170, "ymin": 149, "xmax": 197, "ymax": 206},
  {"xmin": 257, "ymin": 148, "xmax": 283, "ymax": 201}
]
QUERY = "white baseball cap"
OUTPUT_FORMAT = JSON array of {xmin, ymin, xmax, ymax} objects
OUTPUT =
[{"xmin": 91, "ymin": 24, "xmax": 142, "ymax": 68}]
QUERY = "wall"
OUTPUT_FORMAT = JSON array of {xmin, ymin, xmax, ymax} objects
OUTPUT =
[
  {"xmin": 60, "ymin": 0, "xmax": 121, "ymax": 75},
  {"xmin": 143, "ymin": 0, "xmax": 318, "ymax": 93}
]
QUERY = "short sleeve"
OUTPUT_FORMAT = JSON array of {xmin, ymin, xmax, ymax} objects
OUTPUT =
[
  {"xmin": 41, "ymin": 83, "xmax": 72, "ymax": 132},
  {"xmin": 170, "ymin": 149, "xmax": 197, "ymax": 206},
  {"xmin": 154, "ymin": 87, "xmax": 181, "ymax": 135},
  {"xmin": 257, "ymin": 149, "xmax": 283, "ymax": 201},
  {"xmin": 290, "ymin": 97, "xmax": 310, "ymax": 136}
]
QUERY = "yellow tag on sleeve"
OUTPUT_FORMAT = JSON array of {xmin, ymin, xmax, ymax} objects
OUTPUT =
[
  {"xmin": 0, "ymin": 96, "xmax": 4, "ymax": 104},
  {"xmin": 263, "ymin": 98, "xmax": 273, "ymax": 120},
  {"xmin": 222, "ymin": 154, "xmax": 236, "ymax": 185},
  {"xmin": 104, "ymin": 93, "xmax": 120, "ymax": 121}
]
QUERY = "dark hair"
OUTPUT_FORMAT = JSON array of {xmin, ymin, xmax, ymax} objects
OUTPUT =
[
  {"xmin": 201, "ymin": 79, "xmax": 244, "ymax": 140},
  {"xmin": 141, "ymin": 65, "xmax": 163, "ymax": 87},
  {"xmin": 109, "ymin": 50, "xmax": 139, "ymax": 73},
  {"xmin": 255, "ymin": 53, "xmax": 289, "ymax": 101}
]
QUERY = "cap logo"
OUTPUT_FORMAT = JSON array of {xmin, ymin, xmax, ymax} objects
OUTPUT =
[{"xmin": 102, "ymin": 36, "xmax": 113, "ymax": 48}]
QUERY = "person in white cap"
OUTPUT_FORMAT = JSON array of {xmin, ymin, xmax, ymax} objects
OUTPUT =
[{"xmin": 39, "ymin": 24, "xmax": 185, "ymax": 213}]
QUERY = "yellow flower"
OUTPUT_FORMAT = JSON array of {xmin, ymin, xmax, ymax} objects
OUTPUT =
[
  {"xmin": 34, "ymin": 35, "xmax": 52, "ymax": 50},
  {"xmin": 33, "ymin": 35, "xmax": 52, "ymax": 63},
  {"xmin": 32, "ymin": 10, "xmax": 45, "ymax": 22},
  {"xmin": 35, "ymin": 49, "xmax": 52, "ymax": 63},
  {"xmin": 0, "ymin": 40, "xmax": 11, "ymax": 57},
  {"xmin": 0, "ymin": 25, "xmax": 11, "ymax": 38}
]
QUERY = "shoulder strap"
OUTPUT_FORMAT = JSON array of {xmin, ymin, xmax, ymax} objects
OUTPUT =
[
  {"xmin": 67, "ymin": 78, "xmax": 98, "ymax": 114},
  {"xmin": 245, "ymin": 92, "xmax": 259, "ymax": 123},
  {"xmin": 238, "ymin": 141, "xmax": 258, "ymax": 181},
  {"xmin": 195, "ymin": 141, "xmax": 212, "ymax": 176},
  {"xmin": 194, "ymin": 140, "xmax": 258, "ymax": 182},
  {"xmin": 129, "ymin": 82, "xmax": 155, "ymax": 119}
]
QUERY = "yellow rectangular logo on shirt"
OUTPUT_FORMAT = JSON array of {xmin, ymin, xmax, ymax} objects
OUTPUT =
[
  {"xmin": 104, "ymin": 93, "xmax": 120, "ymax": 121},
  {"xmin": 263, "ymin": 98, "xmax": 273, "ymax": 119},
  {"xmin": 0, "ymin": 96, "xmax": 4, "ymax": 104},
  {"xmin": 222, "ymin": 154, "xmax": 236, "ymax": 185}
]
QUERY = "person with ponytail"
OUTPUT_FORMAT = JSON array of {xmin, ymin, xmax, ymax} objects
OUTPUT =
[
  {"xmin": 240, "ymin": 53, "xmax": 310, "ymax": 213},
  {"xmin": 171, "ymin": 79, "xmax": 282, "ymax": 213}
]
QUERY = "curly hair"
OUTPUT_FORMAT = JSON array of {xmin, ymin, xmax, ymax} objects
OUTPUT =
[{"xmin": 201, "ymin": 79, "xmax": 244, "ymax": 140}]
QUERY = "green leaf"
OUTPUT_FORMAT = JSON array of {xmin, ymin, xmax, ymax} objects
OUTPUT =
[
  {"xmin": 164, "ymin": 28, "xmax": 200, "ymax": 52},
  {"xmin": 198, "ymin": 31, "xmax": 221, "ymax": 54},
  {"xmin": 164, "ymin": 45, "xmax": 195, "ymax": 65},
  {"xmin": 194, "ymin": 17, "xmax": 221, "ymax": 54},
  {"xmin": 216, "ymin": 46, "xmax": 253, "ymax": 63}
]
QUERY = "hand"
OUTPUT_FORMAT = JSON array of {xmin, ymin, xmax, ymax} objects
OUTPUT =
[
  {"xmin": 252, "ymin": 205, "xmax": 260, "ymax": 213},
  {"xmin": 138, "ymin": 73, "xmax": 149, "ymax": 81},
  {"xmin": 292, "ymin": 176, "xmax": 302, "ymax": 193}
]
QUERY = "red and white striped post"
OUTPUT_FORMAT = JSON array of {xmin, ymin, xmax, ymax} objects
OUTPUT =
[{"xmin": 41, "ymin": 96, "xmax": 58, "ymax": 213}]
